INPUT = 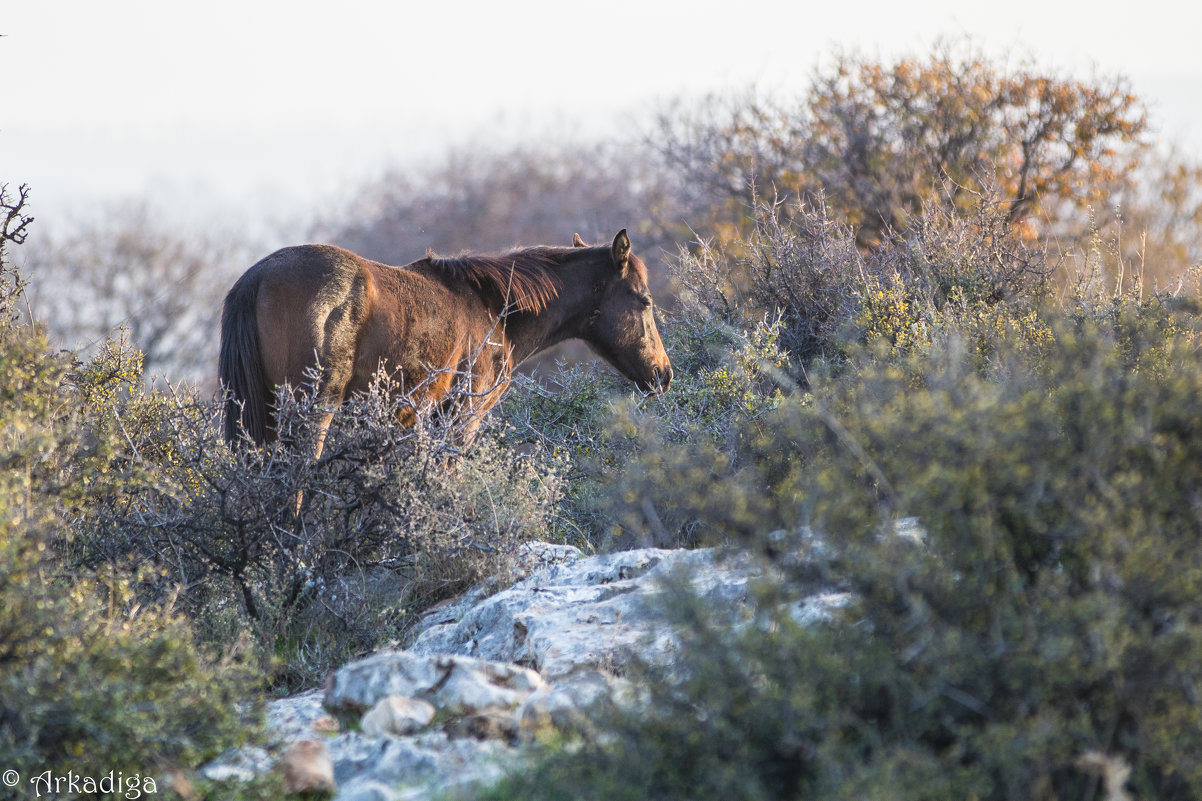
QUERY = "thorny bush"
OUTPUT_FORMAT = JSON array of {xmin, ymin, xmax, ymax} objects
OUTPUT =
[
  {"xmin": 672, "ymin": 183, "xmax": 1054, "ymax": 369},
  {"xmin": 78, "ymin": 364, "xmax": 567, "ymax": 689}
]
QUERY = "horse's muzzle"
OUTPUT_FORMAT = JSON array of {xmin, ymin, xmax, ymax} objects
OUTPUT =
[{"xmin": 650, "ymin": 364, "xmax": 673, "ymax": 393}]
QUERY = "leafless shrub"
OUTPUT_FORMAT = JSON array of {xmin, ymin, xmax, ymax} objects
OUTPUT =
[
  {"xmin": 0, "ymin": 183, "xmax": 33, "ymax": 319},
  {"xmin": 79, "ymin": 362, "xmax": 566, "ymax": 688},
  {"xmin": 321, "ymin": 139, "xmax": 675, "ymax": 269}
]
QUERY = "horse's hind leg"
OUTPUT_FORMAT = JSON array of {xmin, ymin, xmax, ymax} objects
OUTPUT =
[
  {"xmin": 295, "ymin": 371, "xmax": 348, "ymax": 514},
  {"xmin": 312, "ymin": 409, "xmax": 337, "ymax": 461},
  {"xmin": 310, "ymin": 349, "xmax": 356, "ymax": 463},
  {"xmin": 294, "ymin": 407, "xmax": 337, "ymax": 518},
  {"xmin": 291, "ymin": 342, "xmax": 355, "ymax": 516},
  {"xmin": 305, "ymin": 263, "xmax": 367, "ymax": 458},
  {"xmin": 293, "ymin": 314, "xmax": 361, "ymax": 514}
]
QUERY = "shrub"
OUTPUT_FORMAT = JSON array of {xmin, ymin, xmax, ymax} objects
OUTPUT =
[
  {"xmin": 484, "ymin": 306, "xmax": 1202, "ymax": 800},
  {"xmin": 0, "ymin": 185, "xmax": 259, "ymax": 787},
  {"xmin": 671, "ymin": 183, "xmax": 1054, "ymax": 371},
  {"xmin": 78, "ymin": 365, "xmax": 568, "ymax": 689},
  {"xmin": 0, "ymin": 559, "xmax": 260, "ymax": 786},
  {"xmin": 496, "ymin": 309, "xmax": 791, "ymax": 549}
]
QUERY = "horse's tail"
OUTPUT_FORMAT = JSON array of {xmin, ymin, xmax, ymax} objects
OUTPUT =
[{"xmin": 219, "ymin": 274, "xmax": 270, "ymax": 445}]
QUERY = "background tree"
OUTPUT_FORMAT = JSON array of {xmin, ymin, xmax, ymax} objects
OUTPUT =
[
  {"xmin": 23, "ymin": 202, "xmax": 249, "ymax": 386},
  {"xmin": 652, "ymin": 43, "xmax": 1148, "ymax": 249},
  {"xmin": 320, "ymin": 139, "xmax": 676, "ymax": 269}
]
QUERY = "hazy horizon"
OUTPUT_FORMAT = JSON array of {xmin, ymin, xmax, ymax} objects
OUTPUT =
[{"xmin": 4, "ymin": 0, "xmax": 1200, "ymax": 239}]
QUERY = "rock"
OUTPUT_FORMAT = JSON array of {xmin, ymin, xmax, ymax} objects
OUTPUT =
[
  {"xmin": 360, "ymin": 695, "xmax": 436, "ymax": 737},
  {"xmin": 280, "ymin": 739, "xmax": 336, "ymax": 796},
  {"xmin": 331, "ymin": 731, "xmax": 512, "ymax": 801},
  {"xmin": 517, "ymin": 669, "xmax": 626, "ymax": 734},
  {"xmin": 409, "ymin": 546, "xmax": 765, "ymax": 679},
  {"xmin": 413, "ymin": 541, "xmax": 585, "ymax": 639},
  {"xmin": 203, "ymin": 542, "xmax": 851, "ymax": 801},
  {"xmin": 892, "ymin": 516, "xmax": 928, "ymax": 544},
  {"xmin": 787, "ymin": 590, "xmax": 855, "ymax": 627},
  {"xmin": 312, "ymin": 715, "xmax": 341, "ymax": 734},
  {"xmin": 268, "ymin": 689, "xmax": 337, "ymax": 744},
  {"xmin": 332, "ymin": 781, "xmax": 397, "ymax": 801},
  {"xmin": 200, "ymin": 745, "xmax": 273, "ymax": 782},
  {"xmin": 509, "ymin": 540, "xmax": 584, "ymax": 579},
  {"xmin": 446, "ymin": 711, "xmax": 520, "ymax": 744},
  {"xmin": 325, "ymin": 650, "xmax": 546, "ymax": 715}
]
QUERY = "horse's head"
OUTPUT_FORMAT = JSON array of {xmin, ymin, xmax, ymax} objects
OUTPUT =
[{"xmin": 578, "ymin": 230, "xmax": 672, "ymax": 393}]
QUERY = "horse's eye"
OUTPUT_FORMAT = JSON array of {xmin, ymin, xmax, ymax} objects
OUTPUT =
[{"xmin": 637, "ymin": 293, "xmax": 653, "ymax": 308}]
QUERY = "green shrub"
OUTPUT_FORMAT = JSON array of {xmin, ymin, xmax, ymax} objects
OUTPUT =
[
  {"xmin": 0, "ymin": 308, "xmax": 258, "ymax": 789},
  {"xmin": 484, "ymin": 306, "xmax": 1202, "ymax": 800},
  {"xmin": 672, "ymin": 185, "xmax": 1053, "ymax": 371},
  {"xmin": 0, "ymin": 185, "xmax": 263, "ymax": 794},
  {"xmin": 0, "ymin": 559, "xmax": 260, "ymax": 784},
  {"xmin": 497, "ymin": 311, "xmax": 792, "ymax": 549}
]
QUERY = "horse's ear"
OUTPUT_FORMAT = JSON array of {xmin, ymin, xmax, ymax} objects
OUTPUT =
[
  {"xmin": 611, "ymin": 229, "xmax": 631, "ymax": 273},
  {"xmin": 572, "ymin": 233, "xmax": 588, "ymax": 248}
]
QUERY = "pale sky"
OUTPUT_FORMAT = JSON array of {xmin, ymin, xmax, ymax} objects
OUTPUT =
[{"xmin": 3, "ymin": 0, "xmax": 1200, "ymax": 234}]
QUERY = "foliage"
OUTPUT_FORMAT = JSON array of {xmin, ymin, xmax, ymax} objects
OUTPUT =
[
  {"xmin": 654, "ymin": 42, "xmax": 1147, "ymax": 249},
  {"xmin": 0, "ymin": 184, "xmax": 259, "ymax": 789},
  {"xmin": 481, "ymin": 305, "xmax": 1202, "ymax": 801},
  {"xmin": 499, "ymin": 363, "xmax": 630, "ymax": 548},
  {"xmin": 671, "ymin": 181, "xmax": 1053, "ymax": 369},
  {"xmin": 76, "ymin": 364, "xmax": 568, "ymax": 690},
  {"xmin": 498, "ymin": 310, "xmax": 790, "ymax": 549}
]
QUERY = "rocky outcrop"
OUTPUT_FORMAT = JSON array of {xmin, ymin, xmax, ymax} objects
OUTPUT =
[
  {"xmin": 409, "ymin": 543, "xmax": 768, "ymax": 678},
  {"xmin": 203, "ymin": 542, "xmax": 852, "ymax": 800},
  {"xmin": 324, "ymin": 650, "xmax": 547, "ymax": 716}
]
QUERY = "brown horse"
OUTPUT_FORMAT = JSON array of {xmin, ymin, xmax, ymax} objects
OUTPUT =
[{"xmin": 219, "ymin": 229, "xmax": 672, "ymax": 450}]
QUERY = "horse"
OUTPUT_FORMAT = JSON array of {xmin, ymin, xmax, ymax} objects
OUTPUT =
[{"xmin": 218, "ymin": 229, "xmax": 672, "ymax": 453}]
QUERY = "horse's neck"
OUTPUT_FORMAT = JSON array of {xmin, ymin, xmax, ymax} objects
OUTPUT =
[
  {"xmin": 503, "ymin": 268, "xmax": 595, "ymax": 365},
  {"xmin": 502, "ymin": 303, "xmax": 574, "ymax": 366}
]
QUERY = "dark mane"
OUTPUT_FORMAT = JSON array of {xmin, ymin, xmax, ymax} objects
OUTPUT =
[{"xmin": 421, "ymin": 246, "xmax": 568, "ymax": 313}]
